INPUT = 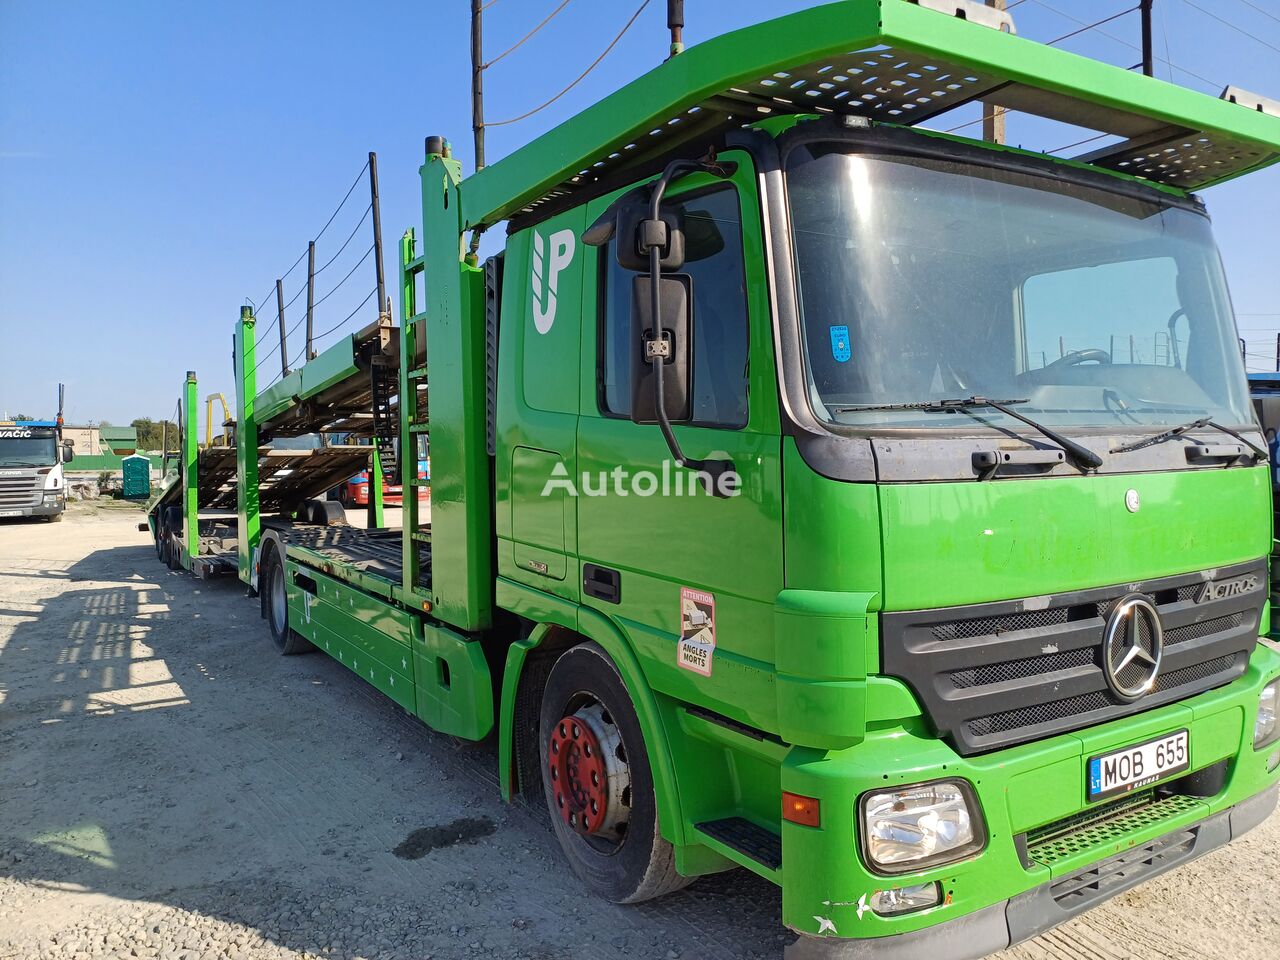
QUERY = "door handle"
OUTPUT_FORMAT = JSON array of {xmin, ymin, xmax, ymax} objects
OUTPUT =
[{"xmin": 583, "ymin": 564, "xmax": 621, "ymax": 604}]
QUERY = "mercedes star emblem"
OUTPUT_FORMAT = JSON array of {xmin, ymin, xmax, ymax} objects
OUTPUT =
[{"xmin": 1102, "ymin": 595, "xmax": 1163, "ymax": 702}]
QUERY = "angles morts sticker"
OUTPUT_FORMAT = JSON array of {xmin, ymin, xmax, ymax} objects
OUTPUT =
[{"xmin": 677, "ymin": 587, "xmax": 716, "ymax": 677}]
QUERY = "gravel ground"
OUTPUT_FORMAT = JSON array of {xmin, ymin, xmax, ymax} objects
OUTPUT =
[{"xmin": 0, "ymin": 503, "xmax": 1276, "ymax": 960}]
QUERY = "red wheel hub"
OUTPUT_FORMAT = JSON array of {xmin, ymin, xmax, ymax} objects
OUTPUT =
[{"xmin": 548, "ymin": 713, "xmax": 609, "ymax": 835}]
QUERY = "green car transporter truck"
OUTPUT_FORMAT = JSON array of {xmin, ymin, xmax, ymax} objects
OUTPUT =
[{"xmin": 151, "ymin": 1, "xmax": 1280, "ymax": 956}]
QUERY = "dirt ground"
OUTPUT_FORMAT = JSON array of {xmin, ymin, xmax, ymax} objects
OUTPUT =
[{"xmin": 1, "ymin": 504, "xmax": 1276, "ymax": 960}]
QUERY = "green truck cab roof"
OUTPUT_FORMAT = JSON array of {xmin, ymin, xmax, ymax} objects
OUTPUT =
[{"xmin": 460, "ymin": 0, "xmax": 1280, "ymax": 231}]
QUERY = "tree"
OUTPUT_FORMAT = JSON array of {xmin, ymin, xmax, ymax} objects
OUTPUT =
[
  {"xmin": 12, "ymin": 414, "xmax": 33, "ymax": 421},
  {"xmin": 130, "ymin": 418, "xmax": 179, "ymax": 452}
]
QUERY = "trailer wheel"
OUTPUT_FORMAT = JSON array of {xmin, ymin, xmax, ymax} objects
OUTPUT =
[
  {"xmin": 263, "ymin": 548, "xmax": 313, "ymax": 655},
  {"xmin": 160, "ymin": 506, "xmax": 183, "ymax": 570},
  {"xmin": 539, "ymin": 642, "xmax": 689, "ymax": 904}
]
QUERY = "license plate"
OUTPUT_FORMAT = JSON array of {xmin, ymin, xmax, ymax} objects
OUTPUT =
[
  {"xmin": 0, "ymin": 510, "xmax": 21, "ymax": 517},
  {"xmin": 1088, "ymin": 730, "xmax": 1190, "ymax": 802}
]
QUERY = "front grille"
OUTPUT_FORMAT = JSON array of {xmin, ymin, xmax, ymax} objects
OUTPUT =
[
  {"xmin": 882, "ymin": 560, "xmax": 1265, "ymax": 755},
  {"xmin": 0, "ymin": 474, "xmax": 42, "ymax": 507}
]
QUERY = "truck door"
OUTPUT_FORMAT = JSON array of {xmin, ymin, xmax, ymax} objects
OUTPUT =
[{"xmin": 576, "ymin": 159, "xmax": 784, "ymax": 730}]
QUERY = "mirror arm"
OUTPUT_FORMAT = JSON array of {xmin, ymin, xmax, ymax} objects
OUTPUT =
[{"xmin": 643, "ymin": 159, "xmax": 737, "ymax": 498}]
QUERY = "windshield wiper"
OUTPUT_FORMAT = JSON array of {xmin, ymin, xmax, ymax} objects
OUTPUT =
[
  {"xmin": 1113, "ymin": 417, "xmax": 1268, "ymax": 460},
  {"xmin": 832, "ymin": 396, "xmax": 1104, "ymax": 471}
]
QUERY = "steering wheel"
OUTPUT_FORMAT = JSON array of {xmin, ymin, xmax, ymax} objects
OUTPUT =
[{"xmin": 1044, "ymin": 348, "xmax": 1112, "ymax": 371}]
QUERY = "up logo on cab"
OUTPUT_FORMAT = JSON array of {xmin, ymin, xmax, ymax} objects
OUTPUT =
[{"xmin": 530, "ymin": 228, "xmax": 576, "ymax": 335}]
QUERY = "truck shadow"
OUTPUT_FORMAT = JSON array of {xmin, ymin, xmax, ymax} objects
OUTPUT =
[{"xmin": 0, "ymin": 543, "xmax": 784, "ymax": 960}]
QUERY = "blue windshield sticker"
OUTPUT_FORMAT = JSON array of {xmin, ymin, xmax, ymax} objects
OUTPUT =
[{"xmin": 830, "ymin": 326, "xmax": 851, "ymax": 363}]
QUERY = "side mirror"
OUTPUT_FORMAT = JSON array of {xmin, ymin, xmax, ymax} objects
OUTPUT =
[
  {"xmin": 630, "ymin": 274, "xmax": 693, "ymax": 424},
  {"xmin": 61, "ymin": 443, "xmax": 74, "ymax": 463},
  {"xmin": 616, "ymin": 204, "xmax": 685, "ymax": 272}
]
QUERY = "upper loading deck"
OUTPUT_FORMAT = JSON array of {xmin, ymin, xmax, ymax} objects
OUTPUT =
[{"xmin": 459, "ymin": 0, "xmax": 1280, "ymax": 231}]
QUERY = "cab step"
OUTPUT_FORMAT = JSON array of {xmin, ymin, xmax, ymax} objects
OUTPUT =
[{"xmin": 695, "ymin": 817, "xmax": 781, "ymax": 871}]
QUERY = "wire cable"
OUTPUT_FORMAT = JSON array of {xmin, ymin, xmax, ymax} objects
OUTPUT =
[
  {"xmin": 312, "ymin": 245, "xmax": 375, "ymax": 311},
  {"xmin": 315, "ymin": 204, "xmax": 372, "ymax": 275},
  {"xmin": 312, "ymin": 286, "xmax": 379, "ymax": 342},
  {"xmin": 252, "ymin": 246, "xmax": 308, "ymax": 347},
  {"xmin": 1048, "ymin": 132, "xmax": 1114, "ymax": 154},
  {"xmin": 484, "ymin": 0, "xmax": 574, "ymax": 69},
  {"xmin": 1025, "ymin": 0, "xmax": 1223, "ymax": 88},
  {"xmin": 486, "ymin": 0, "xmax": 652, "ymax": 127},
  {"xmin": 1234, "ymin": 0, "xmax": 1280, "ymax": 27},
  {"xmin": 1045, "ymin": 5, "xmax": 1139, "ymax": 47},
  {"xmin": 1179, "ymin": 0, "xmax": 1280, "ymax": 55},
  {"xmin": 944, "ymin": 5, "xmax": 1149, "ymax": 135},
  {"xmin": 314, "ymin": 158, "xmax": 372, "ymax": 244}
]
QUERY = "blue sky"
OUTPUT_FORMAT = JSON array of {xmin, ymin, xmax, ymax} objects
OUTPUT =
[{"xmin": 1, "ymin": 0, "xmax": 1278, "ymax": 426}]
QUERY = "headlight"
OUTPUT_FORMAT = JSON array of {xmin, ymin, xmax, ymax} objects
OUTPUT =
[
  {"xmin": 870, "ymin": 882, "xmax": 941, "ymax": 916},
  {"xmin": 860, "ymin": 779, "xmax": 984, "ymax": 874},
  {"xmin": 1256, "ymin": 681, "xmax": 1279, "ymax": 749}
]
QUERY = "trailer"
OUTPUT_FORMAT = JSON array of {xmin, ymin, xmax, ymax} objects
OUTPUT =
[
  {"xmin": 143, "ymin": 316, "xmax": 402, "ymax": 577},
  {"xmin": 170, "ymin": 2, "xmax": 1280, "ymax": 956}
]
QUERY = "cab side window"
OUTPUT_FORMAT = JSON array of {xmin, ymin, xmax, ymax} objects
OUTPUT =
[{"xmin": 598, "ymin": 187, "xmax": 749, "ymax": 428}]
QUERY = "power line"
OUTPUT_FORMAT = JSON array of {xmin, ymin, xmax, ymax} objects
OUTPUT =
[
  {"xmin": 1046, "ymin": 4, "xmax": 1140, "ymax": 47},
  {"xmin": 486, "ymin": 0, "xmax": 652, "ymax": 127},
  {"xmin": 485, "ymin": 0, "xmax": 574, "ymax": 69},
  {"xmin": 1179, "ymin": 0, "xmax": 1280, "ymax": 55},
  {"xmin": 1026, "ymin": 0, "xmax": 1223, "ymax": 89},
  {"xmin": 1047, "ymin": 132, "xmax": 1114, "ymax": 154},
  {"xmin": 945, "ymin": 4, "xmax": 1150, "ymax": 135},
  {"xmin": 1234, "ymin": 0, "xmax": 1280, "ymax": 27}
]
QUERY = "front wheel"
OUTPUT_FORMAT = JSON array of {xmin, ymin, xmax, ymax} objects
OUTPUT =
[
  {"xmin": 539, "ymin": 642, "xmax": 689, "ymax": 904},
  {"xmin": 264, "ymin": 549, "xmax": 313, "ymax": 655}
]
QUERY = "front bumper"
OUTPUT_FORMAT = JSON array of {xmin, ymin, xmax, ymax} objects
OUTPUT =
[
  {"xmin": 779, "ymin": 642, "xmax": 1280, "ymax": 954},
  {"xmin": 0, "ymin": 498, "xmax": 63, "ymax": 518},
  {"xmin": 786, "ymin": 784, "xmax": 1276, "ymax": 959}
]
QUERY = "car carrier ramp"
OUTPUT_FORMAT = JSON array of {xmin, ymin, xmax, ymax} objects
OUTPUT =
[{"xmin": 253, "ymin": 317, "xmax": 402, "ymax": 444}]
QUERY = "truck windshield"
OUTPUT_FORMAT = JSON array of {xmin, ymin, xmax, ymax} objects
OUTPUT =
[
  {"xmin": 785, "ymin": 143, "xmax": 1253, "ymax": 431},
  {"xmin": 0, "ymin": 436, "xmax": 57, "ymax": 467}
]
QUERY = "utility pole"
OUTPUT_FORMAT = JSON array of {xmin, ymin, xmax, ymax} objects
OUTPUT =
[
  {"xmin": 1140, "ymin": 1, "xmax": 1156, "ymax": 77},
  {"xmin": 471, "ymin": 0, "xmax": 485, "ymax": 170},
  {"xmin": 668, "ymin": 1, "xmax": 685, "ymax": 57},
  {"xmin": 983, "ymin": 0, "xmax": 1006, "ymax": 143}
]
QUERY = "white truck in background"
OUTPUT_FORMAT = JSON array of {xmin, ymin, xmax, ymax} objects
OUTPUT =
[{"xmin": 0, "ymin": 386, "xmax": 74, "ymax": 521}]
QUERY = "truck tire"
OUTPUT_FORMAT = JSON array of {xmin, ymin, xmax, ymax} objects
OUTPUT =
[
  {"xmin": 539, "ymin": 642, "xmax": 690, "ymax": 904},
  {"xmin": 263, "ymin": 548, "xmax": 314, "ymax": 655},
  {"xmin": 46, "ymin": 511, "xmax": 62, "ymax": 523}
]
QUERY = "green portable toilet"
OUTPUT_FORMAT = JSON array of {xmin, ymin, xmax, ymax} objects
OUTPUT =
[{"xmin": 121, "ymin": 454, "xmax": 151, "ymax": 500}]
